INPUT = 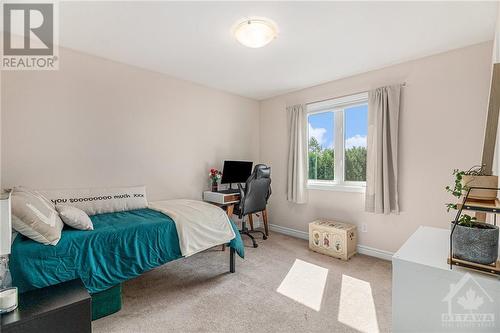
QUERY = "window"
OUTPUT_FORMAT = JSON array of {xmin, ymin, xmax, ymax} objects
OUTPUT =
[{"xmin": 307, "ymin": 93, "xmax": 368, "ymax": 191}]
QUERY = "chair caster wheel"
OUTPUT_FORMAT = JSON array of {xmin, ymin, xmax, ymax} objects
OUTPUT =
[
  {"xmin": 263, "ymin": 236, "xmax": 268, "ymax": 240},
  {"xmin": 253, "ymin": 242, "xmax": 258, "ymax": 248}
]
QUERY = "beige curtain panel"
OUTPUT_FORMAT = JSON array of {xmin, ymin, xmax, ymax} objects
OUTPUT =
[
  {"xmin": 286, "ymin": 104, "xmax": 308, "ymax": 204},
  {"xmin": 365, "ymin": 85, "xmax": 401, "ymax": 214}
]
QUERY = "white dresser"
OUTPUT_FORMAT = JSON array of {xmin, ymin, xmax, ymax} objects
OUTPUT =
[{"xmin": 392, "ymin": 226, "xmax": 500, "ymax": 333}]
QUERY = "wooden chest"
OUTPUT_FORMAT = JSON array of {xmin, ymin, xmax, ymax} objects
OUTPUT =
[{"xmin": 308, "ymin": 219, "xmax": 357, "ymax": 260}]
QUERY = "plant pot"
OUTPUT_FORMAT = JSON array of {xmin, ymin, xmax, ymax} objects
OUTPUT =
[
  {"xmin": 451, "ymin": 221, "xmax": 499, "ymax": 265},
  {"xmin": 461, "ymin": 175, "xmax": 498, "ymax": 200},
  {"xmin": 211, "ymin": 183, "xmax": 218, "ymax": 192}
]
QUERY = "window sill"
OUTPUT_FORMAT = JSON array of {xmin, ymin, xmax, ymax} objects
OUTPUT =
[{"xmin": 307, "ymin": 182, "xmax": 366, "ymax": 193}]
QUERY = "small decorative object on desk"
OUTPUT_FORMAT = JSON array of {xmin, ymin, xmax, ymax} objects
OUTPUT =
[
  {"xmin": 209, "ymin": 168, "xmax": 222, "ymax": 192},
  {"xmin": 309, "ymin": 219, "xmax": 357, "ymax": 260},
  {"xmin": 446, "ymin": 165, "xmax": 500, "ymax": 275}
]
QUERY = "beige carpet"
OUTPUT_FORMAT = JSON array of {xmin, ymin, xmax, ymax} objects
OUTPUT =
[{"xmin": 93, "ymin": 232, "xmax": 392, "ymax": 333}]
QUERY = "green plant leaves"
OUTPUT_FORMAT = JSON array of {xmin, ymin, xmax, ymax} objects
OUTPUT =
[{"xmin": 446, "ymin": 166, "xmax": 483, "ymax": 228}]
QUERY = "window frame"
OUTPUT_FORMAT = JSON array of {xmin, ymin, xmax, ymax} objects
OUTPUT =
[{"xmin": 306, "ymin": 92, "xmax": 368, "ymax": 192}]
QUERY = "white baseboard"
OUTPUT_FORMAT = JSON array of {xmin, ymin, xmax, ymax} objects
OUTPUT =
[
  {"xmin": 270, "ymin": 223, "xmax": 308, "ymax": 240},
  {"xmin": 269, "ymin": 223, "xmax": 394, "ymax": 261},
  {"xmin": 356, "ymin": 244, "xmax": 394, "ymax": 261}
]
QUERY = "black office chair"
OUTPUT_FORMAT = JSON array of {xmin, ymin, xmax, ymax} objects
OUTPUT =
[{"xmin": 235, "ymin": 164, "xmax": 272, "ymax": 248}]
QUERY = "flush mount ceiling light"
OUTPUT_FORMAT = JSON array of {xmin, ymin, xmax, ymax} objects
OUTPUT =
[{"xmin": 233, "ymin": 17, "xmax": 278, "ymax": 48}]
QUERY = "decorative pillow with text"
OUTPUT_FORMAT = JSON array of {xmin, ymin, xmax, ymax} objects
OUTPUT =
[{"xmin": 38, "ymin": 186, "xmax": 148, "ymax": 216}]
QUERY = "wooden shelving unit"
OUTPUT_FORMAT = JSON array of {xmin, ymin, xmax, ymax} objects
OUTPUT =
[
  {"xmin": 448, "ymin": 257, "xmax": 500, "ymax": 276},
  {"xmin": 458, "ymin": 198, "xmax": 500, "ymax": 213},
  {"xmin": 450, "ymin": 186, "xmax": 500, "ymax": 276}
]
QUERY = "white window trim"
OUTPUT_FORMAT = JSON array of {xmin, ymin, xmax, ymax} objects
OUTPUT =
[
  {"xmin": 306, "ymin": 92, "xmax": 368, "ymax": 192},
  {"xmin": 307, "ymin": 92, "xmax": 368, "ymax": 113},
  {"xmin": 307, "ymin": 180, "xmax": 366, "ymax": 193}
]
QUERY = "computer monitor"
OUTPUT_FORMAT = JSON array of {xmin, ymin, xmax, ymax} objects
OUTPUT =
[{"xmin": 220, "ymin": 161, "xmax": 253, "ymax": 186}]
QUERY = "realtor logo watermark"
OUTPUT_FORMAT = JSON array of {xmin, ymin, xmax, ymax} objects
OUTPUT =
[
  {"xmin": 442, "ymin": 273, "xmax": 495, "ymax": 329},
  {"xmin": 2, "ymin": 1, "xmax": 59, "ymax": 70}
]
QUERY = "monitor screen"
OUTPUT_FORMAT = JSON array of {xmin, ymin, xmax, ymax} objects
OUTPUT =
[{"xmin": 220, "ymin": 161, "xmax": 253, "ymax": 184}]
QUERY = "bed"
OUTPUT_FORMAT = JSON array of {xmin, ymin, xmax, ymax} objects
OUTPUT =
[{"xmin": 10, "ymin": 208, "xmax": 244, "ymax": 319}]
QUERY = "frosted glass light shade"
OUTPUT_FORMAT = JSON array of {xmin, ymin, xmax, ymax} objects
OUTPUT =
[{"xmin": 233, "ymin": 18, "xmax": 278, "ymax": 48}]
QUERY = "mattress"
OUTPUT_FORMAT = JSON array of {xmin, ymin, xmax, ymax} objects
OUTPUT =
[{"xmin": 10, "ymin": 208, "xmax": 244, "ymax": 294}]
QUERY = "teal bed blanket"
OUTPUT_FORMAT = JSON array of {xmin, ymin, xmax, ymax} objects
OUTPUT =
[{"xmin": 10, "ymin": 208, "xmax": 244, "ymax": 294}]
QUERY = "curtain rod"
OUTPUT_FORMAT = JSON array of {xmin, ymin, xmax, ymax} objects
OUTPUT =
[{"xmin": 305, "ymin": 82, "xmax": 406, "ymax": 106}]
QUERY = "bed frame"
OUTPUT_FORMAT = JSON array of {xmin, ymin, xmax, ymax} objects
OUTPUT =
[{"xmin": 230, "ymin": 247, "xmax": 236, "ymax": 273}]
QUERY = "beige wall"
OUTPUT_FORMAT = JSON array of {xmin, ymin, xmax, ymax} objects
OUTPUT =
[
  {"xmin": 1, "ymin": 42, "xmax": 493, "ymax": 253},
  {"xmin": 259, "ymin": 42, "xmax": 493, "ymax": 253},
  {"xmin": 1, "ymin": 47, "xmax": 260, "ymax": 201},
  {"xmin": 0, "ymin": 70, "xmax": 2, "ymax": 189}
]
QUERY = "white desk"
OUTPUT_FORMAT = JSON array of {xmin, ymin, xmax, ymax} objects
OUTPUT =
[
  {"xmin": 202, "ymin": 191, "xmax": 240, "ymax": 204},
  {"xmin": 202, "ymin": 191, "xmax": 240, "ymax": 217},
  {"xmin": 392, "ymin": 226, "xmax": 500, "ymax": 332}
]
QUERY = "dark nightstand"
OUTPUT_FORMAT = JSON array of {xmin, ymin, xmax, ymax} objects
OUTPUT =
[{"xmin": 0, "ymin": 279, "xmax": 91, "ymax": 333}]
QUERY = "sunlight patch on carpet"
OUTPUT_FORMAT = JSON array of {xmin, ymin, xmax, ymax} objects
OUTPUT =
[
  {"xmin": 276, "ymin": 259, "xmax": 328, "ymax": 311},
  {"xmin": 338, "ymin": 274, "xmax": 380, "ymax": 333}
]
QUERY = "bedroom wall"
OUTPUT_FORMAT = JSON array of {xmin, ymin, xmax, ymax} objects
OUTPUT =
[
  {"xmin": 1, "ymin": 47, "xmax": 260, "ymax": 201},
  {"xmin": 259, "ymin": 42, "xmax": 493, "ymax": 254},
  {"xmin": 0, "ymin": 70, "xmax": 2, "ymax": 189}
]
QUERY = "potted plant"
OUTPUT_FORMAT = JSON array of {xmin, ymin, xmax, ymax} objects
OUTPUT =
[
  {"xmin": 209, "ymin": 168, "xmax": 222, "ymax": 192},
  {"xmin": 446, "ymin": 166, "xmax": 499, "ymax": 265},
  {"xmin": 455, "ymin": 165, "xmax": 498, "ymax": 200}
]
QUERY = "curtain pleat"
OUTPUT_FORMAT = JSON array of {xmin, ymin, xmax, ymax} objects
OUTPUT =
[
  {"xmin": 286, "ymin": 104, "xmax": 308, "ymax": 204},
  {"xmin": 365, "ymin": 85, "xmax": 401, "ymax": 214}
]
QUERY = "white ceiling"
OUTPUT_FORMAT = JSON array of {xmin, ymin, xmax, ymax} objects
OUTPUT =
[{"xmin": 59, "ymin": 1, "xmax": 498, "ymax": 100}]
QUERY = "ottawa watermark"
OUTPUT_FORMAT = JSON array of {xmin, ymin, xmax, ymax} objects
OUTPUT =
[
  {"xmin": 442, "ymin": 273, "xmax": 495, "ymax": 329},
  {"xmin": 1, "ymin": 1, "xmax": 59, "ymax": 70}
]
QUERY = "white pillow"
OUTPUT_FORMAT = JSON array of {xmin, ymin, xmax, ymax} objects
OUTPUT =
[
  {"xmin": 11, "ymin": 187, "xmax": 64, "ymax": 245},
  {"xmin": 38, "ymin": 186, "xmax": 148, "ymax": 216},
  {"xmin": 56, "ymin": 205, "xmax": 93, "ymax": 230}
]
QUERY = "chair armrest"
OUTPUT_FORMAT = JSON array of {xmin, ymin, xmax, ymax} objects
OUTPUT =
[{"xmin": 266, "ymin": 186, "xmax": 272, "ymax": 202}]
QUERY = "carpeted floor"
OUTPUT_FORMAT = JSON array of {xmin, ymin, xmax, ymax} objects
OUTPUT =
[{"xmin": 93, "ymin": 232, "xmax": 392, "ymax": 333}]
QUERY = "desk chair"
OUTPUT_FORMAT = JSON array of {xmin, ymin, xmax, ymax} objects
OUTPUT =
[{"xmin": 235, "ymin": 164, "xmax": 271, "ymax": 248}]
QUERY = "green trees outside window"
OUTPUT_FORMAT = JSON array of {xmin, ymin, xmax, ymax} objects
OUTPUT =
[
  {"xmin": 308, "ymin": 137, "xmax": 366, "ymax": 182},
  {"xmin": 345, "ymin": 146, "xmax": 367, "ymax": 181}
]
